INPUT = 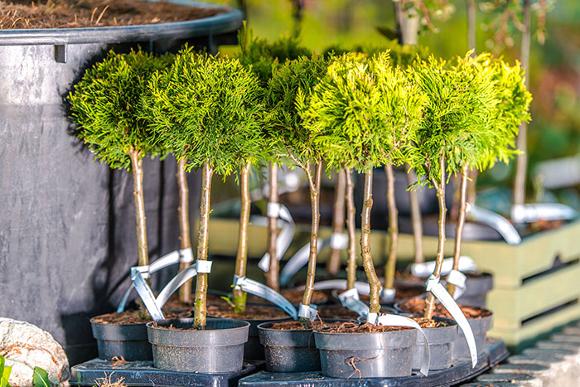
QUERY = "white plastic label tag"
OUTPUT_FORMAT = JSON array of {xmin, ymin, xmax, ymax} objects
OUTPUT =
[
  {"xmin": 298, "ymin": 303, "xmax": 318, "ymax": 321},
  {"xmin": 234, "ymin": 276, "xmax": 298, "ymax": 320},
  {"xmin": 330, "ymin": 233, "xmax": 348, "ymax": 250},
  {"xmin": 267, "ymin": 202, "xmax": 282, "ymax": 218},
  {"xmin": 179, "ymin": 248, "xmax": 194, "ymax": 263},
  {"xmin": 369, "ymin": 313, "xmax": 431, "ymax": 376},
  {"xmin": 426, "ymin": 275, "xmax": 478, "ymax": 368},
  {"xmin": 338, "ymin": 288, "xmax": 368, "ymax": 318},
  {"xmin": 195, "ymin": 260, "xmax": 213, "ymax": 273},
  {"xmin": 380, "ymin": 288, "xmax": 396, "ymax": 303},
  {"xmin": 411, "ymin": 256, "xmax": 477, "ymax": 278}
]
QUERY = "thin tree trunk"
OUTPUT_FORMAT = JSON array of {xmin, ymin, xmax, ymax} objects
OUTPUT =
[
  {"xmin": 234, "ymin": 162, "xmax": 251, "ymax": 313},
  {"xmin": 513, "ymin": 0, "xmax": 531, "ymax": 208},
  {"xmin": 448, "ymin": 165, "xmax": 468, "ymax": 295},
  {"xmin": 407, "ymin": 171, "xmax": 424, "ymax": 263},
  {"xmin": 384, "ymin": 165, "xmax": 398, "ymax": 291},
  {"xmin": 361, "ymin": 170, "xmax": 381, "ymax": 314},
  {"xmin": 290, "ymin": 0, "xmax": 304, "ymax": 38},
  {"xmin": 424, "ymin": 155, "xmax": 447, "ymax": 320},
  {"xmin": 265, "ymin": 162, "xmax": 280, "ymax": 291},
  {"xmin": 345, "ymin": 168, "xmax": 357, "ymax": 290},
  {"xmin": 393, "ymin": 0, "xmax": 404, "ymax": 44},
  {"xmin": 466, "ymin": 0, "xmax": 478, "ymax": 202},
  {"xmin": 301, "ymin": 162, "xmax": 322, "ymax": 310},
  {"xmin": 177, "ymin": 158, "xmax": 193, "ymax": 304},
  {"xmin": 327, "ymin": 169, "xmax": 346, "ymax": 276},
  {"xmin": 194, "ymin": 162, "xmax": 213, "ymax": 329},
  {"xmin": 129, "ymin": 149, "xmax": 149, "ymax": 268}
]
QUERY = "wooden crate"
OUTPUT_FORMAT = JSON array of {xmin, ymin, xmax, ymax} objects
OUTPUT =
[{"xmin": 207, "ymin": 217, "xmax": 580, "ymax": 347}]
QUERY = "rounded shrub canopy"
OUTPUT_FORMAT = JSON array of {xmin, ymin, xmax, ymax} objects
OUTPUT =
[
  {"xmin": 408, "ymin": 53, "xmax": 501, "ymax": 185},
  {"xmin": 146, "ymin": 47, "xmax": 264, "ymax": 176},
  {"xmin": 68, "ymin": 50, "xmax": 171, "ymax": 170},
  {"xmin": 301, "ymin": 51, "xmax": 424, "ymax": 173},
  {"xmin": 267, "ymin": 55, "xmax": 328, "ymax": 166}
]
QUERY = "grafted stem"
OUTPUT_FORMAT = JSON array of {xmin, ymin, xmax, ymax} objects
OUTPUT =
[
  {"xmin": 177, "ymin": 158, "xmax": 193, "ymax": 304},
  {"xmin": 301, "ymin": 162, "xmax": 322, "ymax": 311},
  {"xmin": 194, "ymin": 162, "xmax": 213, "ymax": 329},
  {"xmin": 513, "ymin": 0, "xmax": 531, "ymax": 208},
  {"xmin": 424, "ymin": 155, "xmax": 447, "ymax": 320},
  {"xmin": 327, "ymin": 169, "xmax": 346, "ymax": 276},
  {"xmin": 233, "ymin": 162, "xmax": 251, "ymax": 313},
  {"xmin": 407, "ymin": 170, "xmax": 424, "ymax": 263},
  {"xmin": 361, "ymin": 170, "xmax": 381, "ymax": 314},
  {"xmin": 129, "ymin": 148, "xmax": 149, "ymax": 268},
  {"xmin": 384, "ymin": 165, "xmax": 398, "ymax": 291},
  {"xmin": 448, "ymin": 164, "xmax": 468, "ymax": 295},
  {"xmin": 345, "ymin": 168, "xmax": 357, "ymax": 290},
  {"xmin": 265, "ymin": 162, "xmax": 280, "ymax": 291}
]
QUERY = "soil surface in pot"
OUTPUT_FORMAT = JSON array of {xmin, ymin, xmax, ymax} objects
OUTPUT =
[
  {"xmin": 413, "ymin": 317, "xmax": 448, "ymax": 328},
  {"xmin": 0, "ymin": 0, "xmax": 224, "ymax": 29},
  {"xmin": 92, "ymin": 306, "xmax": 191, "ymax": 325},
  {"xmin": 208, "ymin": 303, "xmax": 289, "ymax": 320},
  {"xmin": 269, "ymin": 320, "xmax": 327, "ymax": 331},
  {"xmin": 315, "ymin": 321, "xmax": 409, "ymax": 334},
  {"xmin": 400, "ymin": 298, "xmax": 493, "ymax": 319},
  {"xmin": 317, "ymin": 304, "xmax": 359, "ymax": 320}
]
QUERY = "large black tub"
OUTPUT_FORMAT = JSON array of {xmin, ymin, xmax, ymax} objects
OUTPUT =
[{"xmin": 0, "ymin": 1, "xmax": 242, "ymax": 365}]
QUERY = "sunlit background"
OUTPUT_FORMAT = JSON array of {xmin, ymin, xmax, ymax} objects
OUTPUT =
[{"xmin": 207, "ymin": 0, "xmax": 579, "ymax": 210}]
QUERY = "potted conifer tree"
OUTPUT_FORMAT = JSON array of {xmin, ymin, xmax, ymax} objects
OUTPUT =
[
  {"xmin": 145, "ymin": 49, "xmax": 262, "ymax": 373},
  {"xmin": 399, "ymin": 53, "xmax": 530, "ymax": 363},
  {"xmin": 69, "ymin": 50, "xmax": 171, "ymax": 361},
  {"xmin": 305, "ymin": 52, "xmax": 424, "ymax": 378},
  {"xmin": 256, "ymin": 55, "xmax": 329, "ymax": 373}
]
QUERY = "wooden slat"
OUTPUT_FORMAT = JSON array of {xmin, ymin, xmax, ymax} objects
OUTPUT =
[{"xmin": 488, "ymin": 263, "xmax": 580, "ymax": 330}]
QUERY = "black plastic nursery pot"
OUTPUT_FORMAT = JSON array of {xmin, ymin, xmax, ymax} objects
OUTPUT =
[
  {"xmin": 258, "ymin": 321, "xmax": 321, "ymax": 373},
  {"xmin": 90, "ymin": 317, "xmax": 152, "ymax": 361},
  {"xmin": 454, "ymin": 309, "xmax": 493, "ymax": 362},
  {"xmin": 147, "ymin": 318, "xmax": 250, "ymax": 373},
  {"xmin": 245, "ymin": 316, "xmax": 290, "ymax": 361},
  {"xmin": 413, "ymin": 318, "xmax": 458, "ymax": 371},
  {"xmin": 0, "ymin": 1, "xmax": 242, "ymax": 364},
  {"xmin": 456, "ymin": 272, "xmax": 494, "ymax": 308},
  {"xmin": 314, "ymin": 327, "xmax": 416, "ymax": 378}
]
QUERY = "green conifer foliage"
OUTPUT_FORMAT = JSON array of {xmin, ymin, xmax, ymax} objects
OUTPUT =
[
  {"xmin": 409, "ymin": 53, "xmax": 503, "ymax": 319},
  {"xmin": 268, "ymin": 55, "xmax": 327, "ymax": 320},
  {"xmin": 303, "ymin": 52, "xmax": 424, "ymax": 314},
  {"xmin": 147, "ymin": 48, "xmax": 263, "ymax": 327},
  {"xmin": 69, "ymin": 50, "xmax": 171, "ymax": 270},
  {"xmin": 238, "ymin": 31, "xmax": 311, "ymax": 291}
]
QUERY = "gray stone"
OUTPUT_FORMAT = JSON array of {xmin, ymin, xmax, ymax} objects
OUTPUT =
[
  {"xmin": 0, "ymin": 318, "xmax": 69, "ymax": 385},
  {"xmin": 493, "ymin": 363, "xmax": 550, "ymax": 375}
]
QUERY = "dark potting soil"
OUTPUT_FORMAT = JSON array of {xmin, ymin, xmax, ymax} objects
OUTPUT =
[
  {"xmin": 400, "ymin": 298, "xmax": 493, "ymax": 319},
  {"xmin": 207, "ymin": 303, "xmax": 289, "ymax": 320},
  {"xmin": 315, "ymin": 321, "xmax": 409, "ymax": 334},
  {"xmin": 317, "ymin": 304, "xmax": 359, "ymax": 320},
  {"xmin": 414, "ymin": 317, "xmax": 447, "ymax": 329},
  {"xmin": 0, "ymin": 0, "xmax": 224, "ymax": 29},
  {"xmin": 92, "ymin": 306, "xmax": 192, "ymax": 325},
  {"xmin": 91, "ymin": 310, "xmax": 150, "ymax": 325},
  {"xmin": 269, "ymin": 320, "xmax": 327, "ymax": 331}
]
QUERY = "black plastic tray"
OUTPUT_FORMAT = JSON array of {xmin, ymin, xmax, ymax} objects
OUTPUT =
[
  {"xmin": 71, "ymin": 359, "xmax": 261, "ymax": 387},
  {"xmin": 238, "ymin": 340, "xmax": 508, "ymax": 387}
]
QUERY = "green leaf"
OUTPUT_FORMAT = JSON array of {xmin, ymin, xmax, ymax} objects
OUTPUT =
[
  {"xmin": 32, "ymin": 367, "xmax": 50, "ymax": 387},
  {"xmin": 0, "ymin": 357, "xmax": 11, "ymax": 387}
]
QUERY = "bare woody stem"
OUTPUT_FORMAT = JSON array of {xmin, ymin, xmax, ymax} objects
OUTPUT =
[
  {"xmin": 301, "ymin": 162, "xmax": 322, "ymax": 310},
  {"xmin": 384, "ymin": 165, "xmax": 398, "ymax": 291},
  {"xmin": 513, "ymin": 0, "xmax": 531, "ymax": 208},
  {"xmin": 265, "ymin": 162, "xmax": 280, "ymax": 291},
  {"xmin": 177, "ymin": 158, "xmax": 193, "ymax": 304},
  {"xmin": 327, "ymin": 169, "xmax": 346, "ymax": 276},
  {"xmin": 424, "ymin": 155, "xmax": 447, "ymax": 320},
  {"xmin": 407, "ymin": 170, "xmax": 424, "ymax": 263},
  {"xmin": 345, "ymin": 168, "xmax": 357, "ymax": 290},
  {"xmin": 129, "ymin": 148, "xmax": 149, "ymax": 268},
  {"xmin": 194, "ymin": 162, "xmax": 213, "ymax": 329},
  {"xmin": 448, "ymin": 164, "xmax": 468, "ymax": 295},
  {"xmin": 233, "ymin": 162, "xmax": 251, "ymax": 313},
  {"xmin": 361, "ymin": 169, "xmax": 381, "ymax": 314}
]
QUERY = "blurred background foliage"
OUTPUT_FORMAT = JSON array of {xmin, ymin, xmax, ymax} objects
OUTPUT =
[{"xmin": 207, "ymin": 0, "xmax": 579, "ymax": 208}]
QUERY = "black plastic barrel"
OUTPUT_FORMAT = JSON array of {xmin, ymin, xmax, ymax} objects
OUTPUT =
[{"xmin": 0, "ymin": 1, "xmax": 242, "ymax": 365}]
